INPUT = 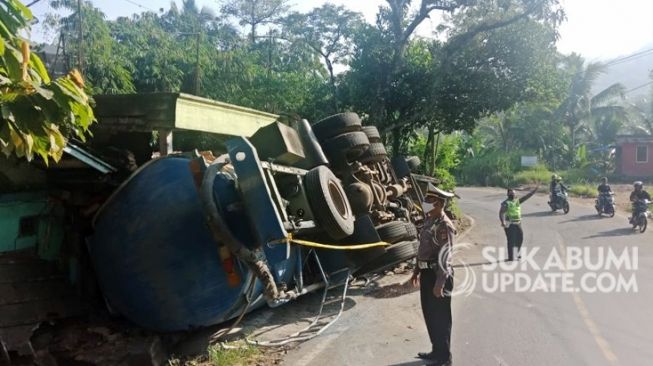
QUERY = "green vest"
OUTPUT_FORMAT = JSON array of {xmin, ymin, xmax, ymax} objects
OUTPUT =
[{"xmin": 505, "ymin": 199, "xmax": 521, "ymax": 221}]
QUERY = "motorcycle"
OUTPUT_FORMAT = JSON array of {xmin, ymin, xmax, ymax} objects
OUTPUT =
[
  {"xmin": 595, "ymin": 192, "xmax": 616, "ymax": 217},
  {"xmin": 629, "ymin": 199, "xmax": 651, "ymax": 233},
  {"xmin": 549, "ymin": 191, "xmax": 570, "ymax": 214}
]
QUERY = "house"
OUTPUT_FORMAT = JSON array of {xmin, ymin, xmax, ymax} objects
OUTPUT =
[{"xmin": 615, "ymin": 135, "xmax": 653, "ymax": 178}]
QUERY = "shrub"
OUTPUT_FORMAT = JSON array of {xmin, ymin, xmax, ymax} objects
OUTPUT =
[
  {"xmin": 457, "ymin": 150, "xmax": 516, "ymax": 187},
  {"xmin": 560, "ymin": 167, "xmax": 599, "ymax": 184},
  {"xmin": 568, "ymin": 184, "xmax": 597, "ymax": 198},
  {"xmin": 512, "ymin": 165, "xmax": 552, "ymax": 185},
  {"xmin": 433, "ymin": 167, "xmax": 457, "ymax": 192}
]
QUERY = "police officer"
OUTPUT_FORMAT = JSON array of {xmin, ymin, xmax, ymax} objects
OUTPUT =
[
  {"xmin": 411, "ymin": 183, "xmax": 455, "ymax": 366},
  {"xmin": 499, "ymin": 185, "xmax": 539, "ymax": 261}
]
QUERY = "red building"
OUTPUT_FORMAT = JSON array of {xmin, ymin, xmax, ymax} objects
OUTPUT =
[{"xmin": 616, "ymin": 135, "xmax": 653, "ymax": 178}]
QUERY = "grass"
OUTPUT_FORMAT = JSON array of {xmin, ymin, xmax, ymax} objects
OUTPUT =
[
  {"xmin": 208, "ymin": 343, "xmax": 261, "ymax": 366},
  {"xmin": 568, "ymin": 184, "xmax": 597, "ymax": 198},
  {"xmin": 512, "ymin": 165, "xmax": 552, "ymax": 185},
  {"xmin": 168, "ymin": 341, "xmax": 263, "ymax": 366}
]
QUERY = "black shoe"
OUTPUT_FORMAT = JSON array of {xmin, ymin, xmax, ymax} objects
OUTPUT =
[{"xmin": 417, "ymin": 352, "xmax": 437, "ymax": 360}]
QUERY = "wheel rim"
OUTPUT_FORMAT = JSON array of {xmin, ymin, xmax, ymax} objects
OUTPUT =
[{"xmin": 328, "ymin": 180, "xmax": 349, "ymax": 219}]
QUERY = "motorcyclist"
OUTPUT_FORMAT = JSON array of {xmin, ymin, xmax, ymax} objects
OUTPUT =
[
  {"xmin": 629, "ymin": 181, "xmax": 651, "ymax": 224},
  {"xmin": 596, "ymin": 177, "xmax": 613, "ymax": 209},
  {"xmin": 597, "ymin": 177, "xmax": 612, "ymax": 195},
  {"xmin": 549, "ymin": 174, "xmax": 568, "ymax": 206}
]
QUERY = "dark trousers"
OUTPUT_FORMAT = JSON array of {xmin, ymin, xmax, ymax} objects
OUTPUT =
[
  {"xmin": 420, "ymin": 269, "xmax": 453, "ymax": 362},
  {"xmin": 504, "ymin": 223, "xmax": 523, "ymax": 260}
]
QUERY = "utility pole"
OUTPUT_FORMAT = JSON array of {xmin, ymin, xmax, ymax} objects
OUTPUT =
[{"xmin": 77, "ymin": 0, "xmax": 83, "ymax": 74}]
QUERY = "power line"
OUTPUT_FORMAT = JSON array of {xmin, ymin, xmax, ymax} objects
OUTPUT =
[
  {"xmin": 119, "ymin": 0, "xmax": 158, "ymax": 13},
  {"xmin": 604, "ymin": 48, "xmax": 653, "ymax": 68},
  {"xmin": 625, "ymin": 80, "xmax": 653, "ymax": 94}
]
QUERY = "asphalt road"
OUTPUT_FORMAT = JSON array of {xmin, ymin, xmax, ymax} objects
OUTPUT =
[{"xmin": 281, "ymin": 187, "xmax": 653, "ymax": 366}]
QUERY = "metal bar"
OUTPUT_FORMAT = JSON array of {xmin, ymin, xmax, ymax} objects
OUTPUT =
[
  {"xmin": 263, "ymin": 168, "xmax": 290, "ymax": 223},
  {"xmin": 260, "ymin": 161, "xmax": 308, "ymax": 176},
  {"xmin": 247, "ymin": 251, "xmax": 352, "ymax": 347}
]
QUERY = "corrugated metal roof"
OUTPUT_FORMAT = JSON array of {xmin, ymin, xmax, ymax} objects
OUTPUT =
[{"xmin": 62, "ymin": 143, "xmax": 116, "ymax": 174}]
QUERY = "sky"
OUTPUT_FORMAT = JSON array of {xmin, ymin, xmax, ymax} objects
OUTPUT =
[{"xmin": 28, "ymin": 0, "xmax": 653, "ymax": 61}]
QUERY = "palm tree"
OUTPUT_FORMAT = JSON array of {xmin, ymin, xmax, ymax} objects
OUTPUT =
[{"xmin": 556, "ymin": 54, "xmax": 627, "ymax": 168}]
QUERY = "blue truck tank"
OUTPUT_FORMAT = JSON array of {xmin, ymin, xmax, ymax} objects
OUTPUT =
[{"xmin": 90, "ymin": 156, "xmax": 293, "ymax": 331}]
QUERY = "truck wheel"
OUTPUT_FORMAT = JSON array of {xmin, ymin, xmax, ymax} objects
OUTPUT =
[
  {"xmin": 404, "ymin": 222, "xmax": 418, "ymax": 240},
  {"xmin": 323, "ymin": 131, "xmax": 370, "ymax": 163},
  {"xmin": 383, "ymin": 240, "xmax": 417, "ymax": 265},
  {"xmin": 354, "ymin": 240, "xmax": 417, "ymax": 276},
  {"xmin": 305, "ymin": 166, "xmax": 355, "ymax": 240},
  {"xmin": 406, "ymin": 156, "xmax": 421, "ymax": 171},
  {"xmin": 391, "ymin": 156, "xmax": 411, "ymax": 179},
  {"xmin": 362, "ymin": 126, "xmax": 381, "ymax": 142},
  {"xmin": 312, "ymin": 113, "xmax": 362, "ymax": 141},
  {"xmin": 376, "ymin": 221, "xmax": 408, "ymax": 244},
  {"xmin": 359, "ymin": 142, "xmax": 387, "ymax": 163}
]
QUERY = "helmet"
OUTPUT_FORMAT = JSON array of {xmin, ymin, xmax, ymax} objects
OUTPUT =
[
  {"xmin": 634, "ymin": 181, "xmax": 643, "ymax": 188},
  {"xmin": 555, "ymin": 175, "xmax": 562, "ymax": 182},
  {"xmin": 551, "ymin": 174, "xmax": 558, "ymax": 180}
]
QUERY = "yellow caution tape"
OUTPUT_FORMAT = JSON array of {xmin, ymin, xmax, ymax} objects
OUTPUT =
[{"xmin": 269, "ymin": 233, "xmax": 390, "ymax": 250}]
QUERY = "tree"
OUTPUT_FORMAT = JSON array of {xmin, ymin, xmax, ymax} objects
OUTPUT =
[
  {"xmin": 110, "ymin": 12, "xmax": 186, "ymax": 93},
  {"xmin": 555, "ymin": 54, "xmax": 627, "ymax": 168},
  {"xmin": 283, "ymin": 5, "xmax": 363, "ymax": 112},
  {"xmin": 371, "ymin": 0, "xmax": 564, "ymax": 156},
  {"xmin": 47, "ymin": 0, "xmax": 135, "ymax": 94},
  {"xmin": 221, "ymin": 0, "xmax": 289, "ymax": 44},
  {"xmin": 1, "ymin": 0, "xmax": 95, "ymax": 162}
]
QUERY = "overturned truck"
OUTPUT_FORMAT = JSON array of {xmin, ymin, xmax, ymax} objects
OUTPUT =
[{"xmin": 83, "ymin": 93, "xmax": 426, "ymax": 331}]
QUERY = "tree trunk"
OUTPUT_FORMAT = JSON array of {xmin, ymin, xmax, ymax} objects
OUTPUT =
[
  {"xmin": 431, "ymin": 132, "xmax": 441, "ymax": 176},
  {"xmin": 325, "ymin": 57, "xmax": 339, "ymax": 113},
  {"xmin": 392, "ymin": 126, "xmax": 401, "ymax": 157},
  {"xmin": 423, "ymin": 124, "xmax": 434, "ymax": 172},
  {"xmin": 569, "ymin": 123, "xmax": 576, "ymax": 169}
]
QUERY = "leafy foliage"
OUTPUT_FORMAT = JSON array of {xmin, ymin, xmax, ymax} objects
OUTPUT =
[
  {"xmin": 1, "ymin": 0, "xmax": 94, "ymax": 163},
  {"xmin": 48, "ymin": 0, "xmax": 135, "ymax": 94}
]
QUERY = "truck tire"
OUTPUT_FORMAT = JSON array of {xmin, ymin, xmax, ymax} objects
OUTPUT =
[
  {"xmin": 376, "ymin": 221, "xmax": 408, "ymax": 244},
  {"xmin": 362, "ymin": 126, "xmax": 381, "ymax": 142},
  {"xmin": 323, "ymin": 131, "xmax": 370, "ymax": 163},
  {"xmin": 354, "ymin": 240, "xmax": 417, "ymax": 275},
  {"xmin": 383, "ymin": 240, "xmax": 417, "ymax": 265},
  {"xmin": 391, "ymin": 156, "xmax": 411, "ymax": 179},
  {"xmin": 305, "ymin": 166, "xmax": 355, "ymax": 240},
  {"xmin": 404, "ymin": 222, "xmax": 418, "ymax": 240},
  {"xmin": 406, "ymin": 156, "xmax": 421, "ymax": 171},
  {"xmin": 312, "ymin": 113, "xmax": 362, "ymax": 141},
  {"xmin": 359, "ymin": 142, "xmax": 387, "ymax": 163}
]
